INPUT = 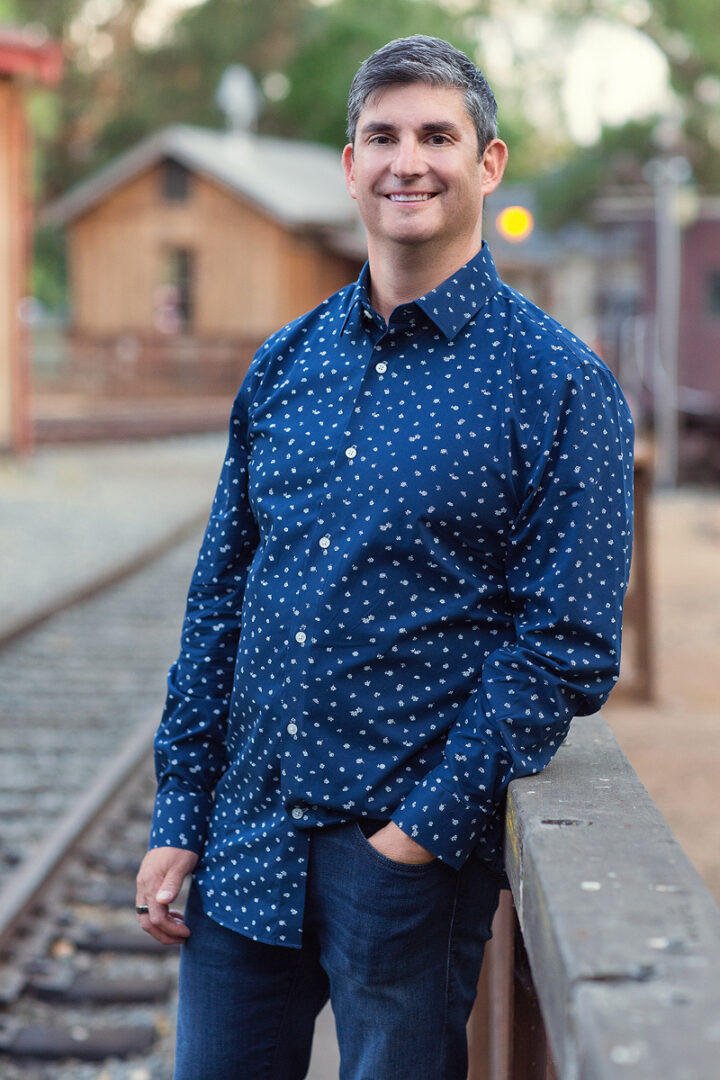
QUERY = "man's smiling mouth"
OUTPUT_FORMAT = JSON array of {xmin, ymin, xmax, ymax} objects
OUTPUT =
[{"xmin": 386, "ymin": 193, "xmax": 438, "ymax": 202}]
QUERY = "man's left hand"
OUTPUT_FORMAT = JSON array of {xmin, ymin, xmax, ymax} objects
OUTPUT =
[{"xmin": 367, "ymin": 821, "xmax": 437, "ymax": 864}]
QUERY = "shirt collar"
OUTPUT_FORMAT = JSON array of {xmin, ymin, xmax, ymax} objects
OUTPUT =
[
  {"xmin": 340, "ymin": 243, "xmax": 503, "ymax": 341},
  {"xmin": 415, "ymin": 243, "xmax": 503, "ymax": 340},
  {"xmin": 339, "ymin": 263, "xmax": 376, "ymax": 337}
]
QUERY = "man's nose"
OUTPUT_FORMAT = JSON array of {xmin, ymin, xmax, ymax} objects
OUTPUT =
[{"xmin": 391, "ymin": 137, "xmax": 427, "ymax": 178}]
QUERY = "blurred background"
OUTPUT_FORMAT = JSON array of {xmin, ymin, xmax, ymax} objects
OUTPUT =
[
  {"xmin": 4, "ymin": 0, "xmax": 720, "ymax": 463},
  {"xmin": 2, "ymin": 0, "xmax": 719, "ymax": 901},
  {"xmin": 0, "ymin": 1, "xmax": 718, "ymax": 1073}
]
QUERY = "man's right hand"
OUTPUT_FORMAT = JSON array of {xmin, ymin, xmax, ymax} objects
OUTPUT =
[{"xmin": 135, "ymin": 846, "xmax": 199, "ymax": 945}]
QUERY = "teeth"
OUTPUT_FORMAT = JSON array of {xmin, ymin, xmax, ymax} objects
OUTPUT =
[{"xmin": 388, "ymin": 193, "xmax": 435, "ymax": 202}]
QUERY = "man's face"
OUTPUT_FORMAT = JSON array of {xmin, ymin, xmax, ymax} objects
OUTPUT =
[{"xmin": 342, "ymin": 82, "xmax": 506, "ymax": 258}]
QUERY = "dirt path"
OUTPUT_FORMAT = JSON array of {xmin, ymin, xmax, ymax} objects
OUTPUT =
[{"xmin": 604, "ymin": 487, "xmax": 720, "ymax": 899}]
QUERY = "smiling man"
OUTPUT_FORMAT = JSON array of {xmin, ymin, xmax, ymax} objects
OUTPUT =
[
  {"xmin": 136, "ymin": 35, "xmax": 634, "ymax": 1080},
  {"xmin": 342, "ymin": 80, "xmax": 506, "ymax": 315}
]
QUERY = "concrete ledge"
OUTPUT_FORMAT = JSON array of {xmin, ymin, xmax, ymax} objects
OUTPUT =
[{"xmin": 505, "ymin": 713, "xmax": 720, "ymax": 1079}]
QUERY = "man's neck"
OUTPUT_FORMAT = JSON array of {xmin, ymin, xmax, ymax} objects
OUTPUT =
[{"xmin": 367, "ymin": 235, "xmax": 483, "ymax": 324}]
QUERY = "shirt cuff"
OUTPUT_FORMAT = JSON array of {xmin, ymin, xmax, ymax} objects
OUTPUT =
[
  {"xmin": 149, "ymin": 786, "xmax": 212, "ymax": 854},
  {"xmin": 390, "ymin": 772, "xmax": 496, "ymax": 870}
]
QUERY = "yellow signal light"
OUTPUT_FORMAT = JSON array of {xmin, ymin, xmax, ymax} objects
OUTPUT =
[{"xmin": 496, "ymin": 205, "xmax": 534, "ymax": 242}]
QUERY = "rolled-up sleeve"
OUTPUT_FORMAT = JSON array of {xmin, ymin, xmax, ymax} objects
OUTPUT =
[
  {"xmin": 391, "ymin": 361, "xmax": 635, "ymax": 868},
  {"xmin": 150, "ymin": 374, "xmax": 260, "ymax": 852}
]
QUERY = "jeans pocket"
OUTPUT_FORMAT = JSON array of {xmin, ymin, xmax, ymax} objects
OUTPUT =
[
  {"xmin": 353, "ymin": 821, "xmax": 439, "ymax": 874},
  {"xmin": 319, "ymin": 823, "xmax": 457, "ymax": 986}
]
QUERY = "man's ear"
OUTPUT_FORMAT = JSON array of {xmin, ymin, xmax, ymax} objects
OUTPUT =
[
  {"xmin": 480, "ymin": 139, "xmax": 508, "ymax": 197},
  {"xmin": 342, "ymin": 143, "xmax": 356, "ymax": 199}
]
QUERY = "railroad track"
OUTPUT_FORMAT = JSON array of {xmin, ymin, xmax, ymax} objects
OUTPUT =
[{"xmin": 0, "ymin": 532, "xmax": 204, "ymax": 1079}]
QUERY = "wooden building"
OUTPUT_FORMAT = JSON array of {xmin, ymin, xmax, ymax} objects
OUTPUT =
[
  {"xmin": 0, "ymin": 27, "xmax": 62, "ymax": 451},
  {"xmin": 43, "ymin": 124, "xmax": 364, "ymax": 396},
  {"xmin": 595, "ymin": 191, "xmax": 720, "ymax": 479}
]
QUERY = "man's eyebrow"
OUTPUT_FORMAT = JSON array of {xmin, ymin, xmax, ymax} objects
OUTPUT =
[
  {"xmin": 359, "ymin": 121, "xmax": 399, "ymax": 136},
  {"xmin": 359, "ymin": 119, "xmax": 464, "ymax": 137},
  {"xmin": 419, "ymin": 120, "xmax": 464, "ymax": 137}
]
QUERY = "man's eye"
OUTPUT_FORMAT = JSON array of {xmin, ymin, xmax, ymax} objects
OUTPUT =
[
  {"xmin": 369, "ymin": 135, "xmax": 392, "ymax": 145},
  {"xmin": 429, "ymin": 134, "xmax": 450, "ymax": 145}
]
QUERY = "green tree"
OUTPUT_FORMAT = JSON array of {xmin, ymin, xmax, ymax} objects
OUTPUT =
[
  {"xmin": 264, "ymin": 0, "xmax": 482, "ymax": 147},
  {"xmin": 536, "ymin": 119, "xmax": 658, "ymax": 229},
  {"xmin": 125, "ymin": 0, "xmax": 308, "ymax": 148},
  {"xmin": 536, "ymin": 0, "xmax": 720, "ymax": 197},
  {"xmin": 641, "ymin": 0, "xmax": 720, "ymax": 187}
]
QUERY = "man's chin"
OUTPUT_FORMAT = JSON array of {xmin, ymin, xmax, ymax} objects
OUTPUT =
[{"xmin": 378, "ymin": 225, "xmax": 440, "ymax": 248}]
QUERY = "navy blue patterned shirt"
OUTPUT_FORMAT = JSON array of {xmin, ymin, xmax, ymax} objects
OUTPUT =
[{"xmin": 151, "ymin": 243, "xmax": 634, "ymax": 948}]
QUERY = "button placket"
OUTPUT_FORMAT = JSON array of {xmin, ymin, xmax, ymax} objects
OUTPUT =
[
  {"xmin": 264, "ymin": 304, "xmax": 402, "ymax": 864},
  {"xmin": 287, "ymin": 327, "xmax": 386, "ymax": 742}
]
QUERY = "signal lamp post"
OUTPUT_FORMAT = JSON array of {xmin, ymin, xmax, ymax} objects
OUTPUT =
[{"xmin": 496, "ymin": 205, "xmax": 535, "ymax": 244}]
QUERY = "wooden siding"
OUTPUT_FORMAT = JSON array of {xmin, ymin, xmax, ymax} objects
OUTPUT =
[
  {"xmin": 68, "ymin": 165, "xmax": 358, "ymax": 340},
  {"xmin": 679, "ymin": 219, "xmax": 720, "ymax": 399},
  {"xmin": 602, "ymin": 212, "xmax": 720, "ymax": 406}
]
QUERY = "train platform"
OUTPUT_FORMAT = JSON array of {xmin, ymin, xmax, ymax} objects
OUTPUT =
[{"xmin": 0, "ymin": 433, "xmax": 228, "ymax": 643}]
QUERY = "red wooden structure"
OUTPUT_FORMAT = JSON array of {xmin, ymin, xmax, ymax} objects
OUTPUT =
[{"xmin": 0, "ymin": 26, "xmax": 62, "ymax": 453}]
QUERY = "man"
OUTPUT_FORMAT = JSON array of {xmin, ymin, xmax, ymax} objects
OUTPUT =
[{"xmin": 136, "ymin": 34, "xmax": 634, "ymax": 1080}]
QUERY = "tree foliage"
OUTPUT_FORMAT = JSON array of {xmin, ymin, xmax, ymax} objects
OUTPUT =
[
  {"xmin": 537, "ymin": 0, "xmax": 720, "ymax": 210},
  {"xmin": 536, "ymin": 119, "xmax": 658, "ymax": 230},
  {"xmin": 265, "ymin": 0, "xmax": 479, "ymax": 146},
  {"xmin": 9, "ymin": 0, "xmax": 718, "ymax": 197},
  {"xmin": 2, "ymin": 0, "xmax": 477, "ymax": 201},
  {"xmin": 1, "ymin": 0, "xmax": 717, "ymax": 301}
]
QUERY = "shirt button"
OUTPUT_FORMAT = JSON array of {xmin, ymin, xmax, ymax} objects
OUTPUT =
[
  {"xmin": 287, "ymin": 722, "xmax": 298, "ymax": 736},
  {"xmin": 319, "ymin": 536, "xmax": 331, "ymax": 549},
  {"xmin": 375, "ymin": 361, "xmax": 387, "ymax": 374},
  {"xmin": 295, "ymin": 630, "xmax": 306, "ymax": 644},
  {"xmin": 291, "ymin": 807, "xmax": 305, "ymax": 820},
  {"xmin": 345, "ymin": 446, "xmax": 357, "ymax": 459}
]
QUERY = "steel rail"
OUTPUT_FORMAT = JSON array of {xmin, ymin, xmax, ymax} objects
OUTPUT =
[
  {"xmin": 0, "ymin": 509, "xmax": 207, "ymax": 650},
  {"xmin": 0, "ymin": 711, "xmax": 158, "ymax": 954}
]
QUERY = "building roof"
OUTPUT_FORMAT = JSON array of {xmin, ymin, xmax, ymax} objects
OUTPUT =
[
  {"xmin": 42, "ymin": 123, "xmax": 361, "ymax": 233},
  {"xmin": 0, "ymin": 25, "xmax": 63, "ymax": 83},
  {"xmin": 594, "ymin": 188, "xmax": 720, "ymax": 224}
]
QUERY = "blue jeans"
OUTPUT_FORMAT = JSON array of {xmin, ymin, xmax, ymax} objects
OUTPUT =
[{"xmin": 174, "ymin": 819, "xmax": 503, "ymax": 1080}]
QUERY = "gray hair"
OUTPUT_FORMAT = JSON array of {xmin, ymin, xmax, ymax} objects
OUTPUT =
[{"xmin": 346, "ymin": 35, "xmax": 498, "ymax": 157}]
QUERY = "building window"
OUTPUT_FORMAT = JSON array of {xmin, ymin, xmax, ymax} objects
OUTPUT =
[
  {"xmin": 154, "ymin": 248, "xmax": 194, "ymax": 334},
  {"xmin": 162, "ymin": 158, "xmax": 190, "ymax": 201},
  {"xmin": 707, "ymin": 271, "xmax": 720, "ymax": 317}
]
